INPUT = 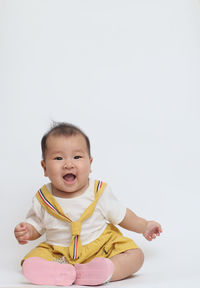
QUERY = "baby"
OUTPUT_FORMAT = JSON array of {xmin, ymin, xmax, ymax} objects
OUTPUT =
[{"xmin": 14, "ymin": 122, "xmax": 162, "ymax": 286}]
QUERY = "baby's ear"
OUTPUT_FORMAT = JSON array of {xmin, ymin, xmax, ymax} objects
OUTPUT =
[
  {"xmin": 89, "ymin": 157, "xmax": 93, "ymax": 172},
  {"xmin": 41, "ymin": 160, "xmax": 47, "ymax": 177}
]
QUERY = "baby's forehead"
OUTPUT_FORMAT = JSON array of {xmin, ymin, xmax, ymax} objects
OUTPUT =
[
  {"xmin": 47, "ymin": 132, "xmax": 85, "ymax": 142},
  {"xmin": 46, "ymin": 133, "xmax": 89, "ymax": 152}
]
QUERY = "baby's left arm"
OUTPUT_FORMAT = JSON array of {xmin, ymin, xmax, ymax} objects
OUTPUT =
[{"xmin": 119, "ymin": 208, "xmax": 162, "ymax": 241}]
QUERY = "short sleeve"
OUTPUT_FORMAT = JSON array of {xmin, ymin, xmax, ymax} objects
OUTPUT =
[
  {"xmin": 25, "ymin": 196, "xmax": 46, "ymax": 235},
  {"xmin": 98, "ymin": 185, "xmax": 127, "ymax": 225}
]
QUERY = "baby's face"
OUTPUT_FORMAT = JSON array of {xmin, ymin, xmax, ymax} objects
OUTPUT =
[{"xmin": 41, "ymin": 134, "xmax": 93, "ymax": 198}]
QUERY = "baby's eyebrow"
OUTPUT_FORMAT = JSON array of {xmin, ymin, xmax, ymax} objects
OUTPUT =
[
  {"xmin": 50, "ymin": 151, "xmax": 63, "ymax": 155},
  {"xmin": 73, "ymin": 149, "xmax": 85, "ymax": 154},
  {"xmin": 50, "ymin": 150, "xmax": 85, "ymax": 155}
]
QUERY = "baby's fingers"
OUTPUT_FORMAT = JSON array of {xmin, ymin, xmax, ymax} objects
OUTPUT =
[
  {"xmin": 155, "ymin": 226, "xmax": 162, "ymax": 236},
  {"xmin": 15, "ymin": 222, "xmax": 28, "ymax": 233},
  {"xmin": 143, "ymin": 232, "xmax": 153, "ymax": 241},
  {"xmin": 14, "ymin": 222, "xmax": 30, "ymax": 244},
  {"xmin": 18, "ymin": 240, "xmax": 28, "ymax": 245},
  {"xmin": 16, "ymin": 232, "xmax": 29, "ymax": 244},
  {"xmin": 156, "ymin": 229, "xmax": 162, "ymax": 236},
  {"xmin": 15, "ymin": 229, "xmax": 27, "ymax": 238}
]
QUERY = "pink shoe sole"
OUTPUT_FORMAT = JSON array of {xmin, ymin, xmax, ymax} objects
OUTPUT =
[
  {"xmin": 22, "ymin": 257, "xmax": 76, "ymax": 286},
  {"xmin": 74, "ymin": 257, "xmax": 114, "ymax": 286}
]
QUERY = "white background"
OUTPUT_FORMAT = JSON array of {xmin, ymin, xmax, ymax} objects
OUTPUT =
[{"xmin": 0, "ymin": 0, "xmax": 200, "ymax": 287}]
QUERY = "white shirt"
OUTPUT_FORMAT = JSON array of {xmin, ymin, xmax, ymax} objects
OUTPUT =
[{"xmin": 25, "ymin": 179, "xmax": 126, "ymax": 246}]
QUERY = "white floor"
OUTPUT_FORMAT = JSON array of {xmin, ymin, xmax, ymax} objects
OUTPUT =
[
  {"xmin": 0, "ymin": 266, "xmax": 199, "ymax": 288},
  {"xmin": 1, "ymin": 234, "xmax": 200, "ymax": 288}
]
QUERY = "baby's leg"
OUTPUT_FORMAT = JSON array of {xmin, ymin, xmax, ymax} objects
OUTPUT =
[{"xmin": 110, "ymin": 248, "xmax": 144, "ymax": 281}]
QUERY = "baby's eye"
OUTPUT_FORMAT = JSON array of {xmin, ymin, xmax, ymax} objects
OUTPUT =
[
  {"xmin": 74, "ymin": 155, "xmax": 82, "ymax": 160},
  {"xmin": 54, "ymin": 157, "xmax": 63, "ymax": 160}
]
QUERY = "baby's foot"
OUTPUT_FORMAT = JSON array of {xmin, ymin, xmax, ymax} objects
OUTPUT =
[
  {"xmin": 22, "ymin": 257, "xmax": 76, "ymax": 286},
  {"xmin": 74, "ymin": 257, "xmax": 114, "ymax": 286}
]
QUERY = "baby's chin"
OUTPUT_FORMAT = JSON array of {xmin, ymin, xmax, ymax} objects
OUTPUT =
[
  {"xmin": 52, "ymin": 185, "xmax": 82, "ymax": 198},
  {"xmin": 51, "ymin": 179, "xmax": 90, "ymax": 198}
]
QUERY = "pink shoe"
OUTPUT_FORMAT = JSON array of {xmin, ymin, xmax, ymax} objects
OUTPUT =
[
  {"xmin": 22, "ymin": 257, "xmax": 76, "ymax": 286},
  {"xmin": 74, "ymin": 257, "xmax": 114, "ymax": 286}
]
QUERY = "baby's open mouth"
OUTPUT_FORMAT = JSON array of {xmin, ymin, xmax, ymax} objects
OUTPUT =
[{"xmin": 63, "ymin": 173, "xmax": 76, "ymax": 182}]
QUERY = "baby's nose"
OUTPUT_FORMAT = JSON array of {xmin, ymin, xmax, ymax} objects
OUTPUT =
[{"xmin": 64, "ymin": 160, "xmax": 74, "ymax": 168}]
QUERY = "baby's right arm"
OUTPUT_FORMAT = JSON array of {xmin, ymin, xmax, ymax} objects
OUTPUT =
[{"xmin": 14, "ymin": 222, "xmax": 41, "ymax": 245}]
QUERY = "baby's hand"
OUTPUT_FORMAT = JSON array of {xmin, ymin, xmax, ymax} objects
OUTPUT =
[
  {"xmin": 143, "ymin": 221, "xmax": 162, "ymax": 241},
  {"xmin": 14, "ymin": 222, "xmax": 32, "ymax": 245}
]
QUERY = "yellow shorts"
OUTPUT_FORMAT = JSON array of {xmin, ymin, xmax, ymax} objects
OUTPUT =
[{"xmin": 22, "ymin": 224, "xmax": 138, "ymax": 265}]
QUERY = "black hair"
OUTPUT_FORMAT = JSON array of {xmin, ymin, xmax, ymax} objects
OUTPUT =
[{"xmin": 41, "ymin": 122, "xmax": 91, "ymax": 160}]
